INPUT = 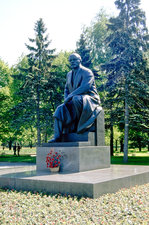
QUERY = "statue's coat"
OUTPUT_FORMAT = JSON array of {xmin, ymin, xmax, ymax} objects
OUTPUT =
[{"xmin": 54, "ymin": 65, "xmax": 102, "ymax": 133}]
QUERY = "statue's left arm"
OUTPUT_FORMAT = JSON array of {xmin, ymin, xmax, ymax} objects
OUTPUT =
[{"xmin": 67, "ymin": 70, "xmax": 94, "ymax": 99}]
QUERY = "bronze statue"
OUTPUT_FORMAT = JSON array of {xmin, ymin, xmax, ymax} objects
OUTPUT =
[{"xmin": 49, "ymin": 53, "xmax": 102, "ymax": 142}]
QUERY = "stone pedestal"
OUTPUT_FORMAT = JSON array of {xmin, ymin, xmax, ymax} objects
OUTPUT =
[
  {"xmin": 36, "ymin": 143, "xmax": 110, "ymax": 173},
  {"xmin": 37, "ymin": 110, "xmax": 110, "ymax": 173}
]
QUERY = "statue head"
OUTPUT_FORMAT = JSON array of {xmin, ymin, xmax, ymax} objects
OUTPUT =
[{"xmin": 69, "ymin": 53, "xmax": 82, "ymax": 70}]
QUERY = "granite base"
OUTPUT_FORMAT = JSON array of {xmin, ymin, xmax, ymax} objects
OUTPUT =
[
  {"xmin": 37, "ymin": 144, "xmax": 110, "ymax": 173},
  {"xmin": 0, "ymin": 164, "xmax": 149, "ymax": 198}
]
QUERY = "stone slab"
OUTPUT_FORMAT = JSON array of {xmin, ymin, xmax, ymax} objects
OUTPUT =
[
  {"xmin": 37, "ymin": 146, "xmax": 110, "ymax": 172},
  {"xmin": 42, "ymin": 141, "xmax": 91, "ymax": 147},
  {"xmin": 0, "ymin": 165, "xmax": 149, "ymax": 198}
]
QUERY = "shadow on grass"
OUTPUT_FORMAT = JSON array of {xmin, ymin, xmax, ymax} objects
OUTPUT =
[
  {"xmin": 111, "ymin": 156, "xmax": 149, "ymax": 166},
  {"xmin": 0, "ymin": 155, "xmax": 36, "ymax": 163}
]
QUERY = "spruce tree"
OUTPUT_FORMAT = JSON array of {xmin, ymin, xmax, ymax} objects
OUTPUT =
[
  {"xmin": 102, "ymin": 0, "xmax": 149, "ymax": 162},
  {"xmin": 76, "ymin": 33, "xmax": 92, "ymax": 68},
  {"xmin": 12, "ymin": 18, "xmax": 57, "ymax": 146},
  {"xmin": 76, "ymin": 32, "xmax": 100, "ymax": 80}
]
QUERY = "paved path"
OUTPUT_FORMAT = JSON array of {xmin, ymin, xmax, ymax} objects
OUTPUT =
[{"xmin": 0, "ymin": 162, "xmax": 36, "ymax": 169}]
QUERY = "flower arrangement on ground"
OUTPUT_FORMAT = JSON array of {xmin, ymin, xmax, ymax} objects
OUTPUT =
[{"xmin": 46, "ymin": 149, "xmax": 61, "ymax": 168}]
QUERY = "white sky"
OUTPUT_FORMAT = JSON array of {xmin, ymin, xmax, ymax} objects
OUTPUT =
[{"xmin": 0, "ymin": 0, "xmax": 148, "ymax": 66}]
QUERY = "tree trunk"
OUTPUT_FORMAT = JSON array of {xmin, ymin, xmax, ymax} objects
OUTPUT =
[
  {"xmin": 110, "ymin": 123, "xmax": 114, "ymax": 156},
  {"xmin": 138, "ymin": 137, "xmax": 141, "ymax": 152},
  {"xmin": 115, "ymin": 140, "xmax": 118, "ymax": 152},
  {"xmin": 13, "ymin": 142, "xmax": 17, "ymax": 156},
  {"xmin": 120, "ymin": 139, "xmax": 123, "ymax": 152},
  {"xmin": 8, "ymin": 140, "xmax": 13, "ymax": 150},
  {"xmin": 36, "ymin": 83, "xmax": 41, "ymax": 146},
  {"xmin": 29, "ymin": 141, "xmax": 32, "ymax": 148},
  {"xmin": 123, "ymin": 82, "xmax": 129, "ymax": 163}
]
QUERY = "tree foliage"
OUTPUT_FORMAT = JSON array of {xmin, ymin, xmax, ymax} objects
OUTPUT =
[
  {"xmin": 11, "ymin": 18, "xmax": 62, "ymax": 146},
  {"xmin": 76, "ymin": 33, "xmax": 92, "ymax": 68},
  {"xmin": 102, "ymin": 0, "xmax": 149, "ymax": 161},
  {"xmin": 0, "ymin": 59, "xmax": 13, "ymax": 145},
  {"xmin": 85, "ymin": 9, "xmax": 112, "ymax": 68}
]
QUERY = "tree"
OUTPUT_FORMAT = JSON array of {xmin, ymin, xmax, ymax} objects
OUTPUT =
[
  {"xmin": 85, "ymin": 9, "xmax": 112, "ymax": 68},
  {"xmin": 79, "ymin": 10, "xmax": 116, "ymax": 153},
  {"xmin": 129, "ymin": 129, "xmax": 148, "ymax": 151},
  {"xmin": 0, "ymin": 59, "xmax": 11, "ymax": 88},
  {"xmin": 76, "ymin": 33, "xmax": 92, "ymax": 68},
  {"xmin": 0, "ymin": 59, "xmax": 13, "ymax": 146},
  {"xmin": 76, "ymin": 32, "xmax": 101, "ymax": 81},
  {"xmin": 40, "ymin": 51, "xmax": 70, "ymax": 142},
  {"xmin": 12, "ymin": 18, "xmax": 57, "ymax": 146},
  {"xmin": 102, "ymin": 0, "xmax": 149, "ymax": 162}
]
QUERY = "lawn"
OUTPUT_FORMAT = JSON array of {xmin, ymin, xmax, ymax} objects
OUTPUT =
[
  {"xmin": 112, "ymin": 149, "xmax": 149, "ymax": 165},
  {"xmin": 0, "ymin": 146, "xmax": 36, "ymax": 155},
  {"xmin": 0, "ymin": 183, "xmax": 149, "ymax": 224},
  {"xmin": 0, "ymin": 147, "xmax": 36, "ymax": 163},
  {"xmin": 111, "ymin": 155, "xmax": 149, "ymax": 165}
]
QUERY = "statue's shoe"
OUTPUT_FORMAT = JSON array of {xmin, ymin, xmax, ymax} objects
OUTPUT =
[{"xmin": 48, "ymin": 137, "xmax": 61, "ymax": 143}]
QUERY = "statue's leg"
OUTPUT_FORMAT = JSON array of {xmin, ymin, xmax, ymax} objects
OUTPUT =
[
  {"xmin": 48, "ymin": 97, "xmax": 83, "ymax": 142},
  {"xmin": 48, "ymin": 103, "xmax": 72, "ymax": 142},
  {"xmin": 54, "ymin": 118, "xmax": 63, "ymax": 139},
  {"xmin": 72, "ymin": 95, "xmax": 83, "ymax": 119}
]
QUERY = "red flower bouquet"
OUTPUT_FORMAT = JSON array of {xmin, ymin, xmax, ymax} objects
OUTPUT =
[{"xmin": 46, "ymin": 149, "xmax": 61, "ymax": 168}]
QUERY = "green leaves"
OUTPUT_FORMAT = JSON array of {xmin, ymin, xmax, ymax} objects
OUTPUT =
[
  {"xmin": 0, "ymin": 183, "xmax": 149, "ymax": 224},
  {"xmin": 9, "ymin": 19, "xmax": 69, "ymax": 145},
  {"xmin": 101, "ymin": 0, "xmax": 149, "ymax": 159},
  {"xmin": 0, "ymin": 59, "xmax": 11, "ymax": 88}
]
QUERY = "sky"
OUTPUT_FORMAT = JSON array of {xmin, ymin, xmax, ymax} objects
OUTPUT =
[{"xmin": 0, "ymin": 0, "xmax": 149, "ymax": 66}]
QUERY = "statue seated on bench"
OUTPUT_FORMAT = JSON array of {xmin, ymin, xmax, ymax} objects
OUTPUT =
[
  {"xmin": 48, "ymin": 53, "xmax": 103, "ymax": 145},
  {"xmin": 61, "ymin": 109, "xmax": 105, "ymax": 146}
]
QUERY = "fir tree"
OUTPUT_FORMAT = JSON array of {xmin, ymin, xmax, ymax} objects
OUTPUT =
[
  {"xmin": 76, "ymin": 32, "xmax": 100, "ymax": 80},
  {"xmin": 76, "ymin": 33, "xmax": 92, "ymax": 68},
  {"xmin": 102, "ymin": 0, "xmax": 149, "ymax": 162},
  {"xmin": 12, "ymin": 18, "xmax": 58, "ymax": 146}
]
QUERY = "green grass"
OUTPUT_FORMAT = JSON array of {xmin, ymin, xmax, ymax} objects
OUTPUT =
[
  {"xmin": 0, "ymin": 183, "xmax": 149, "ymax": 224},
  {"xmin": 112, "ymin": 150, "xmax": 149, "ymax": 165},
  {"xmin": 0, "ymin": 146, "xmax": 36, "ymax": 155},
  {"xmin": 0, "ymin": 147, "xmax": 36, "ymax": 163},
  {"xmin": 111, "ymin": 155, "xmax": 149, "ymax": 165},
  {"xmin": 0, "ymin": 154, "xmax": 36, "ymax": 163}
]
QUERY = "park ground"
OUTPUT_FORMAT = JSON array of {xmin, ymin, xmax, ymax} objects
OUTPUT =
[{"xmin": 0, "ymin": 146, "xmax": 149, "ymax": 224}]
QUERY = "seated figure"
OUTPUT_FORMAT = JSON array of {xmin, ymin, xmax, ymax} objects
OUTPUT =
[{"xmin": 49, "ymin": 53, "xmax": 102, "ymax": 142}]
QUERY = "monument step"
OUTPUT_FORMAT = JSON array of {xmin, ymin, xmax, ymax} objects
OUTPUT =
[
  {"xmin": 0, "ymin": 165, "xmax": 149, "ymax": 198},
  {"xmin": 42, "ymin": 141, "xmax": 91, "ymax": 147}
]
